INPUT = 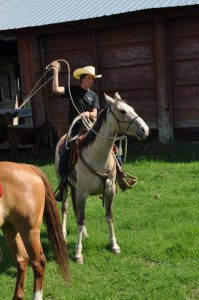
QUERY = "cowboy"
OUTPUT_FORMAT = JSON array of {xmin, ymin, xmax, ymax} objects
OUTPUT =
[{"xmin": 51, "ymin": 61, "xmax": 102, "ymax": 200}]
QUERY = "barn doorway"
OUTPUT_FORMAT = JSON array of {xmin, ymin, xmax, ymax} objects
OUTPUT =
[{"xmin": 0, "ymin": 38, "xmax": 21, "ymax": 111}]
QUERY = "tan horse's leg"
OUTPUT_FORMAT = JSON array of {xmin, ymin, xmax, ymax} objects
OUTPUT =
[
  {"xmin": 72, "ymin": 189, "xmax": 88, "ymax": 264},
  {"xmin": 2, "ymin": 223, "xmax": 29, "ymax": 300},
  {"xmin": 20, "ymin": 228, "xmax": 46, "ymax": 300},
  {"xmin": 105, "ymin": 183, "xmax": 121, "ymax": 254}
]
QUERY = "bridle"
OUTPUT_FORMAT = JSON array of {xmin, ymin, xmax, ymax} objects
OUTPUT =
[{"xmin": 109, "ymin": 106, "xmax": 139, "ymax": 136}]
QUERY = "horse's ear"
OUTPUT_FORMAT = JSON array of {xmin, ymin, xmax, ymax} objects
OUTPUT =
[
  {"xmin": 114, "ymin": 92, "xmax": 121, "ymax": 100},
  {"xmin": 104, "ymin": 93, "xmax": 115, "ymax": 104}
]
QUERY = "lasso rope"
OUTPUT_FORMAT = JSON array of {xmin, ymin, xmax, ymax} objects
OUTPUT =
[
  {"xmin": 17, "ymin": 59, "xmax": 128, "ymax": 161},
  {"xmin": 18, "ymin": 69, "xmax": 53, "ymax": 110}
]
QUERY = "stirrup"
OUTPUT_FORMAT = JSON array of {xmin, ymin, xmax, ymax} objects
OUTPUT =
[
  {"xmin": 55, "ymin": 175, "xmax": 67, "ymax": 202},
  {"xmin": 116, "ymin": 173, "xmax": 138, "ymax": 191}
]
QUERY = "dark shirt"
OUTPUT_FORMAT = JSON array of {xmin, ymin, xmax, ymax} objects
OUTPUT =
[{"xmin": 64, "ymin": 85, "xmax": 100, "ymax": 123}]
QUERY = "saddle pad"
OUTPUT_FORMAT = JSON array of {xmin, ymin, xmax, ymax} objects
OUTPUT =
[{"xmin": 0, "ymin": 183, "xmax": 3, "ymax": 197}]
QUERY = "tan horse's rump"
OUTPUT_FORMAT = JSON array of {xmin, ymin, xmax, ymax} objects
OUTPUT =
[{"xmin": 0, "ymin": 162, "xmax": 69, "ymax": 300}]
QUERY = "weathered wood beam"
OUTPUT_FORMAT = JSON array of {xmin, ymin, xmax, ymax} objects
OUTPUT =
[{"xmin": 154, "ymin": 16, "xmax": 174, "ymax": 143}]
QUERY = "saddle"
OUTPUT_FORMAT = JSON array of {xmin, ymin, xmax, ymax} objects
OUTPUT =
[{"xmin": 58, "ymin": 134, "xmax": 86, "ymax": 168}]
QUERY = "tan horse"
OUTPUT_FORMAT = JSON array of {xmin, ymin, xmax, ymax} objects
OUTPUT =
[
  {"xmin": 0, "ymin": 162, "xmax": 69, "ymax": 300},
  {"xmin": 55, "ymin": 92, "xmax": 149, "ymax": 264}
]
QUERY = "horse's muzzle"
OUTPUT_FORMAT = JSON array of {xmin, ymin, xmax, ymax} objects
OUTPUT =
[{"xmin": 137, "ymin": 126, "xmax": 149, "ymax": 140}]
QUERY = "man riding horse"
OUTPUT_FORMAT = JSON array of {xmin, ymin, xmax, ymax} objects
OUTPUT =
[{"xmin": 51, "ymin": 61, "xmax": 137, "ymax": 201}]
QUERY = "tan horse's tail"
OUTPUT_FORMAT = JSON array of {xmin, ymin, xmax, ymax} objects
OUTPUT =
[{"xmin": 30, "ymin": 165, "xmax": 69, "ymax": 283}]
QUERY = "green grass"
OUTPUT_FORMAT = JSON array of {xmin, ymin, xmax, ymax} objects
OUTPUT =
[{"xmin": 0, "ymin": 137, "xmax": 199, "ymax": 299}]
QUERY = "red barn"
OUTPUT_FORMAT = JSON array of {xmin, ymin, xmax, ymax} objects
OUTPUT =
[{"xmin": 1, "ymin": 1, "xmax": 199, "ymax": 142}]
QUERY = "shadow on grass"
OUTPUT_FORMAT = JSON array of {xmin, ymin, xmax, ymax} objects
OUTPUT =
[
  {"xmin": 0, "ymin": 235, "xmax": 14, "ymax": 276},
  {"xmin": 0, "ymin": 228, "xmax": 76, "ymax": 276}
]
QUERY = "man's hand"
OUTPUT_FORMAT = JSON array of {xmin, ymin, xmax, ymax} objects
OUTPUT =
[
  {"xmin": 81, "ymin": 111, "xmax": 90, "ymax": 118},
  {"xmin": 51, "ymin": 61, "xmax": 61, "ymax": 73}
]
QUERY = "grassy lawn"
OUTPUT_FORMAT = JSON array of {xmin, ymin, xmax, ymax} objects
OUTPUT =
[{"xmin": 0, "ymin": 137, "xmax": 199, "ymax": 299}]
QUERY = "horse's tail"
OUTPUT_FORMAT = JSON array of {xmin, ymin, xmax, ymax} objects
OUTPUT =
[{"xmin": 30, "ymin": 165, "xmax": 69, "ymax": 283}]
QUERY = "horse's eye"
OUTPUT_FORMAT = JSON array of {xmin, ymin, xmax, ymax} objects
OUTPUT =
[{"xmin": 120, "ymin": 110, "xmax": 126, "ymax": 114}]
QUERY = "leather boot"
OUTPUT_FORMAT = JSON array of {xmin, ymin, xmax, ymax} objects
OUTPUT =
[
  {"xmin": 116, "ymin": 165, "xmax": 137, "ymax": 191},
  {"xmin": 55, "ymin": 175, "xmax": 67, "ymax": 202}
]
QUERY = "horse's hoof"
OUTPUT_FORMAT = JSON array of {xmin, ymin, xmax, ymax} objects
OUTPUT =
[
  {"xmin": 75, "ymin": 255, "xmax": 84, "ymax": 264},
  {"xmin": 111, "ymin": 247, "xmax": 121, "ymax": 254}
]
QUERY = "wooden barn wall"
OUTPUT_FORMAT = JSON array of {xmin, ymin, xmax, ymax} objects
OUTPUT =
[
  {"xmin": 96, "ymin": 22, "xmax": 156, "ymax": 127},
  {"xmin": 169, "ymin": 16, "xmax": 199, "ymax": 130},
  {"xmin": 13, "ymin": 8, "xmax": 199, "ymax": 140},
  {"xmin": 42, "ymin": 21, "xmax": 156, "ymax": 137}
]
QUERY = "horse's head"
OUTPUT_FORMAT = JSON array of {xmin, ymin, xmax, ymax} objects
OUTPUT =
[{"xmin": 104, "ymin": 92, "xmax": 149, "ymax": 140}]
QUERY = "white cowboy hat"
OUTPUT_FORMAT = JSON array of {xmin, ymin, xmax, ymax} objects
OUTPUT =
[{"xmin": 73, "ymin": 66, "xmax": 102, "ymax": 79}]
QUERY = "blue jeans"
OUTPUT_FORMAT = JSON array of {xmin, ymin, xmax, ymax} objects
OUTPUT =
[
  {"xmin": 58, "ymin": 122, "xmax": 81, "ymax": 177},
  {"xmin": 58, "ymin": 140, "xmax": 71, "ymax": 177}
]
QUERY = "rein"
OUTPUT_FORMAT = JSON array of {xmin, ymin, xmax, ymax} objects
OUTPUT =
[{"xmin": 79, "ymin": 151, "xmax": 116, "ymax": 206}]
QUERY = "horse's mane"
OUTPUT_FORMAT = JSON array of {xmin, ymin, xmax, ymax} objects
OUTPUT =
[{"xmin": 81, "ymin": 105, "xmax": 109, "ymax": 149}]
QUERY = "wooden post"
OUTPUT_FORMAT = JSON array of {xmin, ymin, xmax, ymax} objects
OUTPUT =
[
  {"xmin": 29, "ymin": 35, "xmax": 46, "ymax": 126},
  {"xmin": 154, "ymin": 16, "xmax": 174, "ymax": 143}
]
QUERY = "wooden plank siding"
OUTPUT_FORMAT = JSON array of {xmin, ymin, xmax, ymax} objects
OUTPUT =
[
  {"xmin": 169, "ymin": 16, "xmax": 199, "ymax": 131},
  {"xmin": 96, "ymin": 21, "xmax": 156, "ymax": 130},
  {"xmin": 4, "ymin": 7, "xmax": 199, "ymax": 141}
]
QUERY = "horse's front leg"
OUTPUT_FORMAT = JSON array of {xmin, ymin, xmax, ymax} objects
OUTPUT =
[
  {"xmin": 105, "ymin": 181, "xmax": 121, "ymax": 254},
  {"xmin": 72, "ymin": 190, "xmax": 87, "ymax": 264}
]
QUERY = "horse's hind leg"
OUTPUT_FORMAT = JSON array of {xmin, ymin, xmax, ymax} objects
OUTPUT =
[
  {"xmin": 20, "ymin": 228, "xmax": 46, "ymax": 300},
  {"xmin": 62, "ymin": 186, "xmax": 69, "ymax": 239},
  {"xmin": 72, "ymin": 189, "xmax": 88, "ymax": 264},
  {"xmin": 2, "ymin": 223, "xmax": 29, "ymax": 300},
  {"xmin": 105, "ymin": 186, "xmax": 121, "ymax": 254}
]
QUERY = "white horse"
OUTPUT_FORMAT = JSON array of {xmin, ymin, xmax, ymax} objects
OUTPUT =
[{"xmin": 55, "ymin": 92, "xmax": 149, "ymax": 263}]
